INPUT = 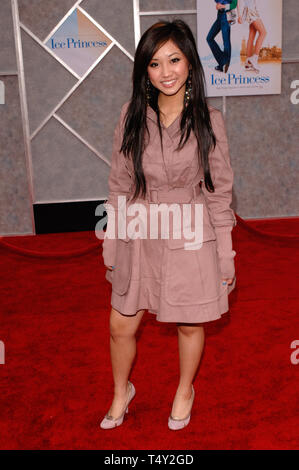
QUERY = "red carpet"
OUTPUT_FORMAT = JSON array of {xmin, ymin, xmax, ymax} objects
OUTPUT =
[{"xmin": 0, "ymin": 216, "xmax": 298, "ymax": 450}]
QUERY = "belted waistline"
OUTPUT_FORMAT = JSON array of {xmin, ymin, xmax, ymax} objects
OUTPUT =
[{"xmin": 146, "ymin": 181, "xmax": 202, "ymax": 204}]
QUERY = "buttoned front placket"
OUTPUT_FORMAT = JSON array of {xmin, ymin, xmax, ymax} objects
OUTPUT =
[
  {"xmin": 146, "ymin": 106, "xmax": 183, "ymax": 190},
  {"xmin": 162, "ymin": 118, "xmax": 182, "ymax": 190}
]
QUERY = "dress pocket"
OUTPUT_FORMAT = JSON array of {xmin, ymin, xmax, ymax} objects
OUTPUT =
[
  {"xmin": 165, "ymin": 240, "xmax": 220, "ymax": 306},
  {"xmin": 167, "ymin": 199, "xmax": 216, "ymax": 249},
  {"xmin": 111, "ymin": 236, "xmax": 132, "ymax": 295}
]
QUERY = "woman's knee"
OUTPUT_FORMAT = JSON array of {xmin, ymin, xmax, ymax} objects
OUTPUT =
[
  {"xmin": 109, "ymin": 307, "xmax": 143, "ymax": 339},
  {"xmin": 261, "ymin": 27, "xmax": 267, "ymax": 39},
  {"xmin": 177, "ymin": 323, "xmax": 204, "ymax": 336},
  {"xmin": 255, "ymin": 20, "xmax": 267, "ymax": 37}
]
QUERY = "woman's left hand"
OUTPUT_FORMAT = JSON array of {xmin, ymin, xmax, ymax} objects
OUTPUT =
[
  {"xmin": 222, "ymin": 278, "xmax": 234, "ymax": 286},
  {"xmin": 216, "ymin": 3, "xmax": 226, "ymax": 9}
]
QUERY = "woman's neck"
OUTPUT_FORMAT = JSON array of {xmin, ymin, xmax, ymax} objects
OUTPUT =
[{"xmin": 157, "ymin": 86, "xmax": 185, "ymax": 116}]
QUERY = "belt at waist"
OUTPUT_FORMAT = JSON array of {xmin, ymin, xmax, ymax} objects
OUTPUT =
[{"xmin": 146, "ymin": 181, "xmax": 202, "ymax": 204}]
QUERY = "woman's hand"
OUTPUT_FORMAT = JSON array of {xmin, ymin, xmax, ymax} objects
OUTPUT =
[
  {"xmin": 216, "ymin": 3, "xmax": 226, "ymax": 10},
  {"xmin": 106, "ymin": 265, "xmax": 115, "ymax": 271},
  {"xmin": 238, "ymin": 16, "xmax": 243, "ymax": 24},
  {"xmin": 222, "ymin": 278, "xmax": 234, "ymax": 286}
]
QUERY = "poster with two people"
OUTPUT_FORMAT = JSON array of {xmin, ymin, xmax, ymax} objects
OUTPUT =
[{"xmin": 197, "ymin": 0, "xmax": 282, "ymax": 96}]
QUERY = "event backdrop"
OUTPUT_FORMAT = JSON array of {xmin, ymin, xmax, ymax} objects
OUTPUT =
[{"xmin": 0, "ymin": 0, "xmax": 298, "ymax": 235}]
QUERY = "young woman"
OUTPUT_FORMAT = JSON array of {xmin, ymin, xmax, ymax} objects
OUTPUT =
[
  {"xmin": 100, "ymin": 19, "xmax": 237, "ymax": 431},
  {"xmin": 237, "ymin": 0, "xmax": 267, "ymax": 72}
]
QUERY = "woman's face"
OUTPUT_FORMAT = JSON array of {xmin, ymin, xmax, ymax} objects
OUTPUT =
[{"xmin": 147, "ymin": 39, "xmax": 190, "ymax": 98}]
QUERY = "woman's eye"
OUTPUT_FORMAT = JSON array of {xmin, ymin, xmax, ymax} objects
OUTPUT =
[{"xmin": 149, "ymin": 58, "xmax": 180, "ymax": 67}]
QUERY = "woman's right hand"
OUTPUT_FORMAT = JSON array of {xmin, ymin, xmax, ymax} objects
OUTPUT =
[
  {"xmin": 106, "ymin": 265, "xmax": 114, "ymax": 271},
  {"xmin": 238, "ymin": 16, "xmax": 242, "ymax": 23}
]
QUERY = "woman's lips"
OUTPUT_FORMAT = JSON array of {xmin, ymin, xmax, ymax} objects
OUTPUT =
[{"xmin": 161, "ymin": 79, "xmax": 177, "ymax": 88}]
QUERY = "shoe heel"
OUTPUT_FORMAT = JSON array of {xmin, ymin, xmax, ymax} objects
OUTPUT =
[
  {"xmin": 100, "ymin": 381, "xmax": 135, "ymax": 429},
  {"xmin": 168, "ymin": 385, "xmax": 195, "ymax": 431}
]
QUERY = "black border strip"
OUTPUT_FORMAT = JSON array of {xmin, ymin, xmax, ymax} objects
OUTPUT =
[{"xmin": 33, "ymin": 201, "xmax": 106, "ymax": 234}]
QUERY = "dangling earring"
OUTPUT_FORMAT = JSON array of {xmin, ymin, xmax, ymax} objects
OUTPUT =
[
  {"xmin": 146, "ymin": 77, "xmax": 152, "ymax": 105},
  {"xmin": 184, "ymin": 68, "xmax": 192, "ymax": 108}
]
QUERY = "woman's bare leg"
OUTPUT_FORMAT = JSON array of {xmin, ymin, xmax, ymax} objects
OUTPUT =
[
  {"xmin": 246, "ymin": 23, "xmax": 256, "ymax": 58},
  {"xmin": 170, "ymin": 324, "xmax": 205, "ymax": 418},
  {"xmin": 107, "ymin": 307, "xmax": 145, "ymax": 418},
  {"xmin": 252, "ymin": 19, "xmax": 267, "ymax": 55}
]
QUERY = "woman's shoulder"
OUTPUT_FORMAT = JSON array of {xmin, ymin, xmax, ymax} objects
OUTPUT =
[
  {"xmin": 207, "ymin": 104, "xmax": 222, "ymax": 119},
  {"xmin": 207, "ymin": 104, "xmax": 226, "ymax": 128},
  {"xmin": 115, "ymin": 100, "xmax": 130, "ymax": 130},
  {"xmin": 120, "ymin": 100, "xmax": 131, "ymax": 119}
]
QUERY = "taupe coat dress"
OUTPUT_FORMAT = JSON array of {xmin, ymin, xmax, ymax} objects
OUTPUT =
[{"xmin": 102, "ymin": 101, "xmax": 237, "ymax": 323}]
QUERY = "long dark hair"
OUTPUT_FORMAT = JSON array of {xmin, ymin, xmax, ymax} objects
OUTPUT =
[{"xmin": 120, "ymin": 19, "xmax": 216, "ymax": 201}]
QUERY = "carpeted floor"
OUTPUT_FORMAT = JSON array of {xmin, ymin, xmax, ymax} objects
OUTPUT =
[{"xmin": 0, "ymin": 216, "xmax": 298, "ymax": 450}]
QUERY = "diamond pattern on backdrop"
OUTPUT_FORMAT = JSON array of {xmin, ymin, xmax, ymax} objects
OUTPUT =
[
  {"xmin": 18, "ymin": 1, "xmax": 134, "ymax": 203},
  {"xmin": 21, "ymin": 28, "xmax": 78, "ymax": 135},
  {"xmin": 45, "ymin": 8, "xmax": 112, "ymax": 77},
  {"xmin": 57, "ymin": 46, "xmax": 133, "ymax": 161},
  {"xmin": 31, "ymin": 117, "xmax": 111, "ymax": 201}
]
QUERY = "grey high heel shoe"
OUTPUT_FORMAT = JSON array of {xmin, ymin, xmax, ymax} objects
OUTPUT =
[
  {"xmin": 168, "ymin": 385, "xmax": 195, "ymax": 431},
  {"xmin": 100, "ymin": 381, "xmax": 136, "ymax": 429}
]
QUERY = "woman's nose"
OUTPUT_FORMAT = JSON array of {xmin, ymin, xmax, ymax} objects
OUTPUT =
[{"xmin": 161, "ymin": 63, "xmax": 172, "ymax": 78}]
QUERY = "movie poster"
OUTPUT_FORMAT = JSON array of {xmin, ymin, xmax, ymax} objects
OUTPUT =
[
  {"xmin": 197, "ymin": 0, "xmax": 282, "ymax": 96},
  {"xmin": 45, "ymin": 8, "xmax": 111, "ymax": 77}
]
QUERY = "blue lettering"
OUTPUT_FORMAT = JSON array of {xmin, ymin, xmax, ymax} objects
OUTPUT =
[
  {"xmin": 211, "ymin": 72, "xmax": 270, "ymax": 86},
  {"xmin": 67, "ymin": 37, "xmax": 76, "ymax": 48},
  {"xmin": 51, "ymin": 37, "xmax": 108, "ymax": 49}
]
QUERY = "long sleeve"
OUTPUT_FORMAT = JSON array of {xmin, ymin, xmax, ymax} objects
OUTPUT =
[
  {"xmin": 102, "ymin": 103, "xmax": 133, "ymax": 268},
  {"xmin": 201, "ymin": 108, "xmax": 237, "ymax": 279}
]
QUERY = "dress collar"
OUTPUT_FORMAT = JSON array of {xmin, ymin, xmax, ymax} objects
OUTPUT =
[{"xmin": 146, "ymin": 105, "xmax": 183, "ymax": 137}]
